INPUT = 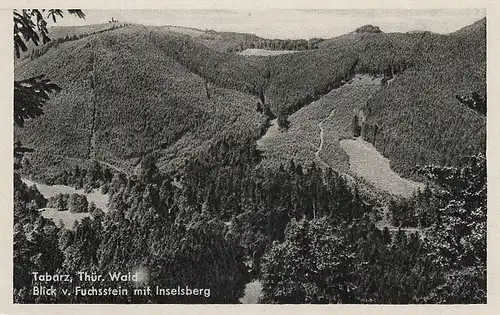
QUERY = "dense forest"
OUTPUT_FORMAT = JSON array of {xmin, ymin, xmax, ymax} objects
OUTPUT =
[
  {"xmin": 14, "ymin": 131, "xmax": 486, "ymax": 303},
  {"xmin": 25, "ymin": 23, "xmax": 130, "ymax": 62},
  {"xmin": 15, "ymin": 19, "xmax": 485, "ymax": 178},
  {"xmin": 225, "ymin": 37, "xmax": 325, "ymax": 53},
  {"xmin": 13, "ymin": 12, "xmax": 486, "ymax": 304}
]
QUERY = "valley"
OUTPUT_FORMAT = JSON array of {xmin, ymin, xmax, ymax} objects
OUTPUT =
[{"xmin": 256, "ymin": 71, "xmax": 425, "ymax": 206}]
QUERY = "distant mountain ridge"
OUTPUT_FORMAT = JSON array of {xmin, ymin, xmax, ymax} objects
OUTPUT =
[{"xmin": 15, "ymin": 18, "xmax": 485, "ymax": 181}]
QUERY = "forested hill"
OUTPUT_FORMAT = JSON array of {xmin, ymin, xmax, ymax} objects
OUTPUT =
[
  {"xmin": 15, "ymin": 22, "xmax": 129, "ymax": 63},
  {"xmin": 15, "ymin": 18, "xmax": 485, "ymax": 181},
  {"xmin": 14, "ymin": 26, "xmax": 267, "ymax": 178},
  {"xmin": 361, "ymin": 18, "xmax": 486, "ymax": 174}
]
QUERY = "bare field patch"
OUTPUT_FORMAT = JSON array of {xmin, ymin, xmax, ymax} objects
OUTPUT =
[
  {"xmin": 164, "ymin": 25, "xmax": 206, "ymax": 37},
  {"xmin": 22, "ymin": 178, "xmax": 109, "ymax": 211},
  {"xmin": 38, "ymin": 208, "xmax": 92, "ymax": 229},
  {"xmin": 238, "ymin": 48, "xmax": 298, "ymax": 56},
  {"xmin": 22, "ymin": 178, "xmax": 109, "ymax": 228},
  {"xmin": 340, "ymin": 138, "xmax": 425, "ymax": 197}
]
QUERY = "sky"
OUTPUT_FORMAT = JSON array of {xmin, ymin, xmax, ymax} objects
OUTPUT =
[{"xmin": 52, "ymin": 9, "xmax": 486, "ymax": 39}]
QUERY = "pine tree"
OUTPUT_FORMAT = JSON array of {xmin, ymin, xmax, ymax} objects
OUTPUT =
[{"xmin": 352, "ymin": 115, "xmax": 362, "ymax": 137}]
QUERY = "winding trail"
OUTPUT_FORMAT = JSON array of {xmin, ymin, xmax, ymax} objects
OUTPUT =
[
  {"xmin": 384, "ymin": 227, "xmax": 431, "ymax": 233},
  {"xmin": 98, "ymin": 160, "xmax": 130, "ymax": 176},
  {"xmin": 312, "ymin": 108, "xmax": 356, "ymax": 185},
  {"xmin": 314, "ymin": 108, "xmax": 336, "ymax": 168},
  {"xmin": 65, "ymin": 156, "xmax": 130, "ymax": 176},
  {"xmin": 378, "ymin": 225, "xmax": 431, "ymax": 240},
  {"xmin": 375, "ymin": 204, "xmax": 430, "ymax": 238}
]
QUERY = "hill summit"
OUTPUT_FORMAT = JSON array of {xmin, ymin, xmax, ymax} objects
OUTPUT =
[{"xmin": 355, "ymin": 25, "xmax": 382, "ymax": 33}]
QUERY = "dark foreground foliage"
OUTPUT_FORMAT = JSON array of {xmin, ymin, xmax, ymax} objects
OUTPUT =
[{"xmin": 14, "ymin": 132, "xmax": 486, "ymax": 303}]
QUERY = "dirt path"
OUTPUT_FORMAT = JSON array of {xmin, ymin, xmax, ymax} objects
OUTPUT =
[
  {"xmin": 314, "ymin": 108, "xmax": 336, "ymax": 168},
  {"xmin": 65, "ymin": 156, "xmax": 130, "ymax": 176},
  {"xmin": 374, "ymin": 202, "xmax": 431, "ymax": 238},
  {"xmin": 383, "ymin": 227, "xmax": 431, "ymax": 233},
  {"xmin": 98, "ymin": 160, "xmax": 130, "ymax": 176}
]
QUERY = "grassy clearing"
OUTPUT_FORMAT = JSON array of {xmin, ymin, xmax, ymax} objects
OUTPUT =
[
  {"xmin": 21, "ymin": 178, "xmax": 109, "ymax": 210},
  {"xmin": 340, "ymin": 138, "xmax": 425, "ymax": 197},
  {"xmin": 38, "ymin": 208, "xmax": 91, "ymax": 229},
  {"xmin": 239, "ymin": 49, "xmax": 298, "ymax": 56},
  {"xmin": 22, "ymin": 177, "xmax": 109, "ymax": 229},
  {"xmin": 164, "ymin": 25, "xmax": 206, "ymax": 37},
  {"xmin": 258, "ymin": 74, "xmax": 381, "ymax": 174},
  {"xmin": 318, "ymin": 75, "xmax": 383, "ymax": 172}
]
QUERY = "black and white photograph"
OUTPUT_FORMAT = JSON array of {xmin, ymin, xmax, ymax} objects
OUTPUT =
[{"xmin": 6, "ymin": 2, "xmax": 490, "ymax": 307}]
